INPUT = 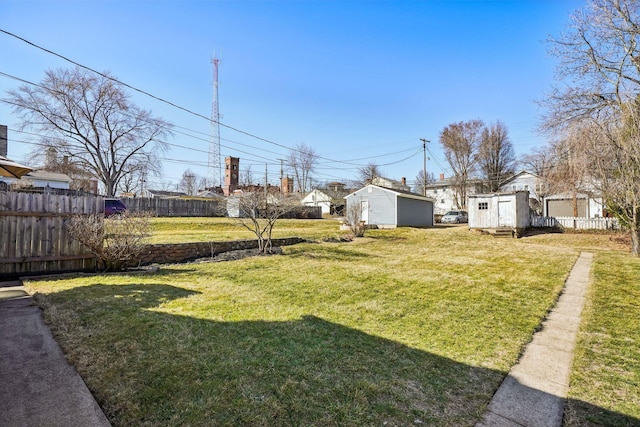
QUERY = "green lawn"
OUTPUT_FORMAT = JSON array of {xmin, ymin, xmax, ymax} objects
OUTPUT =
[
  {"xmin": 24, "ymin": 222, "xmax": 638, "ymax": 426},
  {"xmin": 148, "ymin": 217, "xmax": 348, "ymax": 243}
]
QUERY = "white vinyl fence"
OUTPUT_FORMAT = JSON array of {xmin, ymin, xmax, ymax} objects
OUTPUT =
[{"xmin": 531, "ymin": 216, "xmax": 620, "ymax": 230}]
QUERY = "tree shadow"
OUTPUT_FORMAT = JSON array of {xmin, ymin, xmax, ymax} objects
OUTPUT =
[{"xmin": 36, "ymin": 283, "xmax": 640, "ymax": 427}]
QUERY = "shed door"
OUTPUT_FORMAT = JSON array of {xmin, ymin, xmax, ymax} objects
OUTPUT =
[
  {"xmin": 361, "ymin": 200, "xmax": 369, "ymax": 223},
  {"xmin": 498, "ymin": 201, "xmax": 513, "ymax": 227}
]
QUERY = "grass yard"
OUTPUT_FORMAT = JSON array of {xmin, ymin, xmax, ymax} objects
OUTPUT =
[
  {"xmin": 564, "ymin": 252, "xmax": 640, "ymax": 426},
  {"xmin": 148, "ymin": 217, "xmax": 348, "ymax": 244},
  {"xmin": 24, "ymin": 222, "xmax": 639, "ymax": 426}
]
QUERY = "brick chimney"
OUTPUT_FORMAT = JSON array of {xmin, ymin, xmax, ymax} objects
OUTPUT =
[
  {"xmin": 401, "ymin": 177, "xmax": 406, "ymax": 186},
  {"xmin": 0, "ymin": 125, "xmax": 7, "ymax": 157},
  {"xmin": 439, "ymin": 173, "xmax": 445, "ymax": 181}
]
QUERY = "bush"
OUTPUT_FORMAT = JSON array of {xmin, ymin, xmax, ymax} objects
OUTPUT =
[{"xmin": 68, "ymin": 211, "xmax": 153, "ymax": 271}]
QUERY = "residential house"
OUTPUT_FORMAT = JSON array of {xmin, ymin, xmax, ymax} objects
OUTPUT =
[
  {"xmin": 301, "ymin": 189, "xmax": 333, "ymax": 215},
  {"xmin": 344, "ymin": 184, "xmax": 434, "ymax": 228},
  {"xmin": 424, "ymin": 174, "xmax": 485, "ymax": 215},
  {"xmin": 1, "ymin": 170, "xmax": 72, "ymax": 190},
  {"xmin": 499, "ymin": 170, "xmax": 604, "ymax": 218}
]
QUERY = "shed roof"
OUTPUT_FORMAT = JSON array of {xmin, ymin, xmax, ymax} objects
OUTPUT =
[{"xmin": 345, "ymin": 184, "xmax": 435, "ymax": 202}]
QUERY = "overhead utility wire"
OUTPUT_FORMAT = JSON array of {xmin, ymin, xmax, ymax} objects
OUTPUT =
[
  {"xmin": 0, "ymin": 29, "xmax": 383, "ymax": 168},
  {"xmin": 0, "ymin": 67, "xmax": 424, "ymax": 170}
]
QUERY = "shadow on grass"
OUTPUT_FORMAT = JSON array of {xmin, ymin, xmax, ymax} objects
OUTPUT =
[{"xmin": 37, "ymin": 283, "xmax": 639, "ymax": 427}]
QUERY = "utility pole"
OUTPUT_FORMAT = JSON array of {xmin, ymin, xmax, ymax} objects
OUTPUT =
[
  {"xmin": 278, "ymin": 158, "xmax": 285, "ymax": 195},
  {"xmin": 420, "ymin": 138, "xmax": 430, "ymax": 197}
]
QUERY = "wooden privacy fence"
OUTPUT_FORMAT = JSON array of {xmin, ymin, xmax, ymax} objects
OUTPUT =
[
  {"xmin": 122, "ymin": 197, "xmax": 224, "ymax": 217},
  {"xmin": 0, "ymin": 191, "xmax": 102, "ymax": 277},
  {"xmin": 531, "ymin": 215, "xmax": 620, "ymax": 230}
]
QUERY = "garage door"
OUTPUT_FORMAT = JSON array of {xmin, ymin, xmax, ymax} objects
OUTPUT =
[{"xmin": 547, "ymin": 198, "xmax": 586, "ymax": 217}]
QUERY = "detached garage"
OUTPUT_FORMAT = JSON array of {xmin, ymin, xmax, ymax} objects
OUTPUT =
[
  {"xmin": 468, "ymin": 191, "xmax": 530, "ymax": 237},
  {"xmin": 344, "ymin": 184, "xmax": 434, "ymax": 228}
]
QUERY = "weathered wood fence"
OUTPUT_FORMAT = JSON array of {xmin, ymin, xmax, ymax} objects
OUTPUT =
[
  {"xmin": 122, "ymin": 197, "xmax": 224, "ymax": 217},
  {"xmin": 531, "ymin": 216, "xmax": 620, "ymax": 230},
  {"xmin": 0, "ymin": 191, "xmax": 102, "ymax": 277}
]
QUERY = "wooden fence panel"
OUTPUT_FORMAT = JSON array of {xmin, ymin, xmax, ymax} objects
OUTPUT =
[
  {"xmin": 122, "ymin": 197, "xmax": 224, "ymax": 217},
  {"xmin": 0, "ymin": 191, "xmax": 102, "ymax": 277}
]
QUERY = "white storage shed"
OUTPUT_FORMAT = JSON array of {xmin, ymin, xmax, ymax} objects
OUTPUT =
[{"xmin": 468, "ymin": 191, "xmax": 530, "ymax": 237}]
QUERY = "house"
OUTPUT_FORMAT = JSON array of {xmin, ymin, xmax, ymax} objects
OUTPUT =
[
  {"xmin": 147, "ymin": 189, "xmax": 188, "ymax": 199},
  {"xmin": 425, "ymin": 174, "xmax": 485, "ymax": 215},
  {"xmin": 371, "ymin": 176, "xmax": 411, "ymax": 192},
  {"xmin": 468, "ymin": 191, "xmax": 530, "ymax": 237},
  {"xmin": 301, "ymin": 189, "xmax": 333, "ymax": 215},
  {"xmin": 344, "ymin": 184, "xmax": 434, "ymax": 228},
  {"xmin": 301, "ymin": 186, "xmax": 350, "ymax": 216},
  {"xmin": 499, "ymin": 170, "xmax": 604, "ymax": 218},
  {"xmin": 1, "ymin": 170, "xmax": 72, "ymax": 190}
]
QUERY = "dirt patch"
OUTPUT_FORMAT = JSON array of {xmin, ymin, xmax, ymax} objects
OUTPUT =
[{"xmin": 196, "ymin": 247, "xmax": 284, "ymax": 263}]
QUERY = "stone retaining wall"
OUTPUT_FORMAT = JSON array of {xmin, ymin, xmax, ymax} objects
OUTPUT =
[{"xmin": 140, "ymin": 237, "xmax": 304, "ymax": 265}]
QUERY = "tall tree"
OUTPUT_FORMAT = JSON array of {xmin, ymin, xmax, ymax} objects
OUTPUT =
[
  {"xmin": 357, "ymin": 162, "xmax": 382, "ymax": 186},
  {"xmin": 439, "ymin": 119, "xmax": 484, "ymax": 209},
  {"xmin": 4, "ymin": 67, "xmax": 172, "ymax": 196},
  {"xmin": 477, "ymin": 121, "xmax": 516, "ymax": 192},
  {"xmin": 543, "ymin": 0, "xmax": 640, "ymax": 255},
  {"xmin": 287, "ymin": 142, "xmax": 318, "ymax": 192},
  {"xmin": 521, "ymin": 145, "xmax": 556, "ymax": 214}
]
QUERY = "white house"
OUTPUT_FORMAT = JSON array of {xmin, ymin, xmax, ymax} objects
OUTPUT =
[
  {"xmin": 0, "ymin": 170, "xmax": 71, "ymax": 189},
  {"xmin": 468, "ymin": 191, "xmax": 530, "ymax": 237},
  {"xmin": 345, "ymin": 184, "xmax": 434, "ymax": 228},
  {"xmin": 301, "ymin": 189, "xmax": 333, "ymax": 215},
  {"xmin": 425, "ymin": 174, "xmax": 485, "ymax": 215}
]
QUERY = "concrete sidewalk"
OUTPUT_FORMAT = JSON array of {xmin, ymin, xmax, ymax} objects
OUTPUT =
[
  {"xmin": 0, "ymin": 280, "xmax": 110, "ymax": 427},
  {"xmin": 476, "ymin": 252, "xmax": 594, "ymax": 427}
]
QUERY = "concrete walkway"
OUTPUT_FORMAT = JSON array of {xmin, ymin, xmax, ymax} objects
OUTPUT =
[
  {"xmin": 0, "ymin": 280, "xmax": 111, "ymax": 427},
  {"xmin": 476, "ymin": 252, "xmax": 594, "ymax": 427}
]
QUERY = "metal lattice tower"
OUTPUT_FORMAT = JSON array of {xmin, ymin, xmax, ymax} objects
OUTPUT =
[{"xmin": 208, "ymin": 56, "xmax": 222, "ymax": 188}]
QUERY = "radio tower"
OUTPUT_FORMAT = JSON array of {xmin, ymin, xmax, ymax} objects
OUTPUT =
[{"xmin": 209, "ymin": 56, "xmax": 221, "ymax": 188}]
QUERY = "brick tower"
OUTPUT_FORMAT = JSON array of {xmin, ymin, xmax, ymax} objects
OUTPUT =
[{"xmin": 224, "ymin": 156, "xmax": 239, "ymax": 196}]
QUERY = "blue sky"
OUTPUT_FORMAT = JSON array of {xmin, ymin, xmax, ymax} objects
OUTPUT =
[{"xmin": 1, "ymin": 0, "xmax": 583, "ymax": 190}]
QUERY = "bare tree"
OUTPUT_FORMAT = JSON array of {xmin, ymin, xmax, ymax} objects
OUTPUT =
[
  {"xmin": 228, "ymin": 192, "xmax": 294, "ymax": 253},
  {"xmin": 439, "ymin": 119, "xmax": 484, "ymax": 209},
  {"xmin": 178, "ymin": 169, "xmax": 199, "ymax": 196},
  {"xmin": 357, "ymin": 162, "xmax": 382, "ymax": 186},
  {"xmin": 240, "ymin": 164, "xmax": 254, "ymax": 186},
  {"xmin": 477, "ymin": 121, "xmax": 516, "ymax": 192},
  {"xmin": 4, "ymin": 67, "xmax": 172, "ymax": 196},
  {"xmin": 413, "ymin": 170, "xmax": 435, "ymax": 195},
  {"xmin": 521, "ymin": 145, "xmax": 556, "ymax": 213},
  {"xmin": 287, "ymin": 142, "xmax": 318, "ymax": 192},
  {"xmin": 547, "ymin": 127, "xmax": 593, "ymax": 217},
  {"xmin": 542, "ymin": 0, "xmax": 640, "ymax": 255}
]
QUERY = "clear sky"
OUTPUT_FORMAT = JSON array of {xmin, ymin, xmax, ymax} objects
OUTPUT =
[{"xmin": 1, "ymin": 0, "xmax": 583, "ymax": 191}]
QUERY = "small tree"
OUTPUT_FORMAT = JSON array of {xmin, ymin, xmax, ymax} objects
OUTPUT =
[
  {"xmin": 229, "ymin": 192, "xmax": 294, "ymax": 253},
  {"xmin": 345, "ymin": 201, "xmax": 366, "ymax": 238},
  {"xmin": 68, "ymin": 211, "xmax": 153, "ymax": 271}
]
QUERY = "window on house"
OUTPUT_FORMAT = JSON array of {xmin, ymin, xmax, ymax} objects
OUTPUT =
[{"xmin": 479, "ymin": 202, "xmax": 488, "ymax": 210}]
